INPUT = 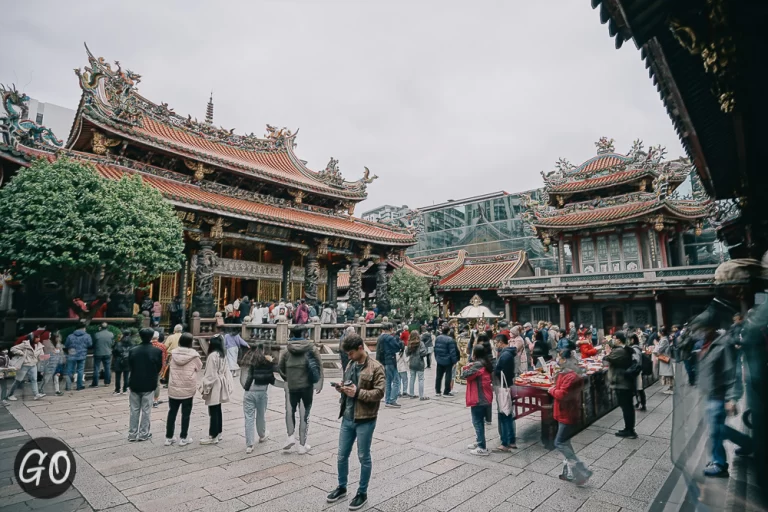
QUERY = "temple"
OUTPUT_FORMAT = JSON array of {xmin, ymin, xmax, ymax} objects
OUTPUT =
[
  {"xmin": 0, "ymin": 45, "xmax": 415, "ymax": 321},
  {"xmin": 499, "ymin": 138, "xmax": 717, "ymax": 332}
]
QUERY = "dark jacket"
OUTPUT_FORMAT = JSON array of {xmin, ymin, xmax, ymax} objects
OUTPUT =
[
  {"xmin": 434, "ymin": 334, "xmax": 459, "ymax": 367},
  {"xmin": 242, "ymin": 359, "xmax": 276, "ymax": 391},
  {"xmin": 93, "ymin": 329, "xmax": 115, "ymax": 357},
  {"xmin": 238, "ymin": 299, "xmax": 251, "ymax": 319},
  {"xmin": 127, "ymin": 342, "xmax": 163, "ymax": 393},
  {"xmin": 65, "ymin": 330, "xmax": 92, "ymax": 361},
  {"xmin": 112, "ymin": 339, "xmax": 133, "ymax": 372},
  {"xmin": 698, "ymin": 330, "xmax": 741, "ymax": 402},
  {"xmin": 279, "ymin": 339, "xmax": 324, "ymax": 391},
  {"xmin": 344, "ymin": 306, "xmax": 356, "ymax": 322},
  {"xmin": 338, "ymin": 355, "xmax": 385, "ymax": 421},
  {"xmin": 421, "ymin": 332, "xmax": 433, "ymax": 349},
  {"xmin": 532, "ymin": 339, "xmax": 551, "ymax": 361},
  {"xmin": 406, "ymin": 341, "xmax": 428, "ymax": 372},
  {"xmin": 494, "ymin": 346, "xmax": 517, "ymax": 387},
  {"xmin": 604, "ymin": 345, "xmax": 634, "ymax": 390},
  {"xmin": 375, "ymin": 333, "xmax": 402, "ymax": 366}
]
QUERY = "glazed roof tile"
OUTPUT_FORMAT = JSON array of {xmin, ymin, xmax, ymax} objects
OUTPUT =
[
  {"xmin": 409, "ymin": 250, "xmax": 467, "ymax": 278},
  {"xmin": 531, "ymin": 199, "xmax": 710, "ymax": 230},
  {"xmin": 436, "ymin": 252, "xmax": 527, "ymax": 290},
  {"xmin": 548, "ymin": 169, "xmax": 650, "ymax": 193},
  {"xmin": 571, "ymin": 153, "xmax": 631, "ymax": 175}
]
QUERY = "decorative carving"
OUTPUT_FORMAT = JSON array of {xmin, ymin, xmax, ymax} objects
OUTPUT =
[
  {"xmin": 376, "ymin": 261, "xmax": 390, "ymax": 315},
  {"xmin": 264, "ymin": 124, "xmax": 296, "ymax": 148},
  {"xmin": 670, "ymin": 0, "xmax": 737, "ymax": 112},
  {"xmin": 317, "ymin": 237, "xmax": 329, "ymax": 257},
  {"xmin": 653, "ymin": 215, "xmax": 665, "ymax": 232},
  {"xmin": 304, "ymin": 253, "xmax": 319, "ymax": 305},
  {"xmin": 360, "ymin": 244, "xmax": 372, "ymax": 260},
  {"xmin": 317, "ymin": 157, "xmax": 345, "ymax": 187},
  {"xmin": 213, "ymin": 258, "xmax": 283, "ymax": 279},
  {"xmin": 349, "ymin": 258, "xmax": 363, "ymax": 310},
  {"xmin": 184, "ymin": 159, "xmax": 214, "ymax": 182},
  {"xmin": 91, "ymin": 131, "xmax": 121, "ymax": 155},
  {"xmin": 192, "ymin": 240, "xmax": 217, "ymax": 317},
  {"xmin": 0, "ymin": 83, "xmax": 63, "ymax": 147},
  {"xmin": 203, "ymin": 216, "xmax": 231, "ymax": 239},
  {"xmin": 343, "ymin": 201, "xmax": 356, "ymax": 216},
  {"xmin": 595, "ymin": 137, "xmax": 615, "ymax": 154},
  {"xmin": 288, "ymin": 189, "xmax": 306, "ymax": 204}
]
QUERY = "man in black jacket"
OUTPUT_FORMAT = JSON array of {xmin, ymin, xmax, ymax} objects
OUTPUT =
[
  {"xmin": 127, "ymin": 328, "xmax": 163, "ymax": 442},
  {"xmin": 433, "ymin": 326, "xmax": 459, "ymax": 397},
  {"xmin": 375, "ymin": 323, "xmax": 403, "ymax": 408},
  {"xmin": 494, "ymin": 332, "xmax": 517, "ymax": 450}
]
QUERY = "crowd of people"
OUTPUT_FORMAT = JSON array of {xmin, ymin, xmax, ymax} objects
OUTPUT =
[{"xmin": 220, "ymin": 295, "xmax": 385, "ymax": 326}]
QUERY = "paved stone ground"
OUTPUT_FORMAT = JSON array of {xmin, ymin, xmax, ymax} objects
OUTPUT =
[{"xmin": 2, "ymin": 370, "xmax": 673, "ymax": 512}]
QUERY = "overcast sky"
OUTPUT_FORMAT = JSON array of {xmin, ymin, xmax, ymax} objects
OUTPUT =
[{"xmin": 2, "ymin": 1, "xmax": 684, "ymax": 212}]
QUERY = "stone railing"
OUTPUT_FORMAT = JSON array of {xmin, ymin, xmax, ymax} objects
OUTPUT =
[
  {"xmin": 3, "ymin": 310, "xmax": 147, "ymax": 344},
  {"xmin": 500, "ymin": 264, "xmax": 718, "ymax": 295}
]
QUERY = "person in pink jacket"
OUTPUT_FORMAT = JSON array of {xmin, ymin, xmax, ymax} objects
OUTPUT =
[{"xmin": 165, "ymin": 333, "xmax": 202, "ymax": 446}]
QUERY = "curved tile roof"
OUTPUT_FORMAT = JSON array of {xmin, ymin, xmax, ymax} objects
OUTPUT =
[
  {"xmin": 437, "ymin": 252, "xmax": 528, "ymax": 290},
  {"xmin": 531, "ymin": 200, "xmax": 710, "ymax": 230}
]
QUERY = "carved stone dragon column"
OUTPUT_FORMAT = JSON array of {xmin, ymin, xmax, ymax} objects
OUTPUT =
[
  {"xmin": 376, "ymin": 260, "xmax": 390, "ymax": 316},
  {"xmin": 192, "ymin": 240, "xmax": 217, "ymax": 317},
  {"xmin": 349, "ymin": 257, "xmax": 363, "ymax": 312},
  {"xmin": 326, "ymin": 265, "xmax": 338, "ymax": 305},
  {"xmin": 304, "ymin": 250, "xmax": 319, "ymax": 307}
]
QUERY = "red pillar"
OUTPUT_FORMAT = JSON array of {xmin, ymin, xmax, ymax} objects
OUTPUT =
[{"xmin": 659, "ymin": 232, "xmax": 669, "ymax": 268}]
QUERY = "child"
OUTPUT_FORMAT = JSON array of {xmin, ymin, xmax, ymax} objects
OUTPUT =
[
  {"xmin": 548, "ymin": 349, "xmax": 592, "ymax": 485},
  {"xmin": 461, "ymin": 344, "xmax": 494, "ymax": 456}
]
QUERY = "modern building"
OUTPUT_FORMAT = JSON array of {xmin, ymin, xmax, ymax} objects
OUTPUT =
[
  {"xmin": 0, "ymin": 46, "xmax": 415, "ymax": 320},
  {"xmin": 499, "ymin": 138, "xmax": 717, "ymax": 332},
  {"xmin": 361, "ymin": 204, "xmax": 411, "ymax": 224},
  {"xmin": 23, "ymin": 98, "xmax": 76, "ymax": 144}
]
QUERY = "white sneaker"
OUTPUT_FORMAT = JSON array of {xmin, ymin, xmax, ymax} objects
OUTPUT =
[
  {"xmin": 297, "ymin": 444, "xmax": 311, "ymax": 455},
  {"xmin": 200, "ymin": 437, "xmax": 218, "ymax": 445},
  {"xmin": 469, "ymin": 447, "xmax": 490, "ymax": 456},
  {"xmin": 246, "ymin": 446, "xmax": 254, "ymax": 454},
  {"xmin": 1, "ymin": 400, "xmax": 9, "ymax": 406},
  {"xmin": 283, "ymin": 435, "xmax": 296, "ymax": 451},
  {"xmin": 7, "ymin": 396, "xmax": 17, "ymax": 401},
  {"xmin": 34, "ymin": 394, "xmax": 46, "ymax": 400},
  {"xmin": 259, "ymin": 431, "xmax": 270, "ymax": 443},
  {"xmin": 217, "ymin": 434, "xmax": 223, "ymax": 442},
  {"xmin": 164, "ymin": 438, "xmax": 176, "ymax": 446},
  {"xmin": 466, "ymin": 442, "xmax": 478, "ymax": 450},
  {"xmin": 179, "ymin": 437, "xmax": 193, "ymax": 446}
]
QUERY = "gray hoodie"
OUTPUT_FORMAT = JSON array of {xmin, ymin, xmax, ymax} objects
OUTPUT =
[{"xmin": 278, "ymin": 340, "xmax": 324, "ymax": 392}]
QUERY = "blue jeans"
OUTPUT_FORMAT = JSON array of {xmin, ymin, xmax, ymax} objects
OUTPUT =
[
  {"xmin": 555, "ymin": 422, "xmax": 589, "ymax": 478},
  {"xmin": 409, "ymin": 370, "xmax": 424, "ymax": 398},
  {"xmin": 384, "ymin": 364, "xmax": 400, "ymax": 404},
  {"xmin": 67, "ymin": 359, "xmax": 86, "ymax": 390},
  {"xmin": 337, "ymin": 418, "xmax": 376, "ymax": 494},
  {"xmin": 498, "ymin": 412, "xmax": 516, "ymax": 446},
  {"xmin": 470, "ymin": 406, "xmax": 486, "ymax": 449},
  {"xmin": 91, "ymin": 355, "xmax": 111, "ymax": 386},
  {"xmin": 707, "ymin": 399, "xmax": 752, "ymax": 467},
  {"xmin": 399, "ymin": 371, "xmax": 408, "ymax": 395}
]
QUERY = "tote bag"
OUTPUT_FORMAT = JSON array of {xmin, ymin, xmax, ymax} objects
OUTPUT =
[{"xmin": 496, "ymin": 372, "xmax": 513, "ymax": 416}]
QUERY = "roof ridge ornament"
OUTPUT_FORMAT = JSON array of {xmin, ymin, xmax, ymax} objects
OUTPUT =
[
  {"xmin": 595, "ymin": 136, "xmax": 615, "ymax": 154},
  {"xmin": 0, "ymin": 83, "xmax": 63, "ymax": 148},
  {"xmin": 317, "ymin": 157, "xmax": 345, "ymax": 187}
]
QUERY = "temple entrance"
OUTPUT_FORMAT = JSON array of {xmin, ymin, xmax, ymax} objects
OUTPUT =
[{"xmin": 602, "ymin": 306, "xmax": 624, "ymax": 334}]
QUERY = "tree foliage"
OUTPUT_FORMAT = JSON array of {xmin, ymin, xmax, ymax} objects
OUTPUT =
[
  {"xmin": 388, "ymin": 268, "xmax": 434, "ymax": 322},
  {"xmin": 0, "ymin": 158, "xmax": 185, "ymax": 318}
]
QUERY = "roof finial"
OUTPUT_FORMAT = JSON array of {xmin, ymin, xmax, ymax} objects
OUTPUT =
[{"xmin": 205, "ymin": 91, "xmax": 213, "ymax": 124}]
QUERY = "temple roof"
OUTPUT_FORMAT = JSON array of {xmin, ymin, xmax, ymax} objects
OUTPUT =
[
  {"xmin": 407, "ymin": 250, "xmax": 467, "ymax": 278},
  {"xmin": 436, "ymin": 251, "xmax": 529, "ymax": 291},
  {"xmin": 6, "ymin": 145, "xmax": 415, "ymax": 246},
  {"xmin": 68, "ymin": 45, "xmax": 376, "ymax": 202}
]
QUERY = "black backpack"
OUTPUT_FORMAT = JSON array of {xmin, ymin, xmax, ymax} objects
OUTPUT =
[
  {"xmin": 306, "ymin": 350, "xmax": 321, "ymax": 385},
  {"xmin": 641, "ymin": 352, "xmax": 653, "ymax": 376}
]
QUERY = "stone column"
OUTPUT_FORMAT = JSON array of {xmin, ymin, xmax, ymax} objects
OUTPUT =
[
  {"xmin": 326, "ymin": 266, "xmax": 338, "ymax": 305},
  {"xmin": 349, "ymin": 257, "xmax": 363, "ymax": 312},
  {"xmin": 304, "ymin": 250, "xmax": 319, "ymax": 306},
  {"xmin": 281, "ymin": 257, "xmax": 291, "ymax": 301},
  {"xmin": 192, "ymin": 240, "xmax": 217, "ymax": 317},
  {"xmin": 375, "ymin": 261, "xmax": 390, "ymax": 316},
  {"xmin": 676, "ymin": 231, "xmax": 686, "ymax": 267},
  {"xmin": 179, "ymin": 258, "xmax": 189, "ymax": 327},
  {"xmin": 557, "ymin": 237, "xmax": 565, "ymax": 274}
]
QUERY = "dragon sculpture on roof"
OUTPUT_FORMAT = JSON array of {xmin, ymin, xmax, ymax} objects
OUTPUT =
[{"xmin": 0, "ymin": 84, "xmax": 62, "ymax": 148}]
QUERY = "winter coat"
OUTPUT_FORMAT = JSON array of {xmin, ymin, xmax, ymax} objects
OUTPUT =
[
  {"xmin": 630, "ymin": 345, "xmax": 644, "ymax": 390},
  {"xmin": 128, "ymin": 342, "xmax": 163, "ymax": 393},
  {"xmin": 698, "ymin": 330, "xmax": 742, "ymax": 402},
  {"xmin": 338, "ymin": 355, "xmax": 385, "ymax": 421},
  {"xmin": 407, "ymin": 341, "xmax": 427, "ymax": 372},
  {"xmin": 549, "ymin": 367, "xmax": 583, "ymax": 424},
  {"xmin": 294, "ymin": 304, "xmax": 310, "ymax": 324},
  {"xmin": 93, "ymin": 329, "xmax": 115, "ymax": 357},
  {"xmin": 321, "ymin": 307, "xmax": 335, "ymax": 324},
  {"xmin": 511, "ymin": 335, "xmax": 527, "ymax": 371},
  {"xmin": 11, "ymin": 340, "xmax": 43, "ymax": 367},
  {"xmin": 278, "ymin": 340, "xmax": 324, "ymax": 391},
  {"xmin": 241, "ymin": 357, "xmax": 276, "ymax": 391},
  {"xmin": 344, "ymin": 306, "xmax": 356, "ymax": 322},
  {"xmin": 365, "ymin": 310, "xmax": 375, "ymax": 323},
  {"xmin": 421, "ymin": 332, "xmax": 433, "ymax": 349},
  {"xmin": 238, "ymin": 299, "xmax": 251, "ymax": 319},
  {"xmin": 461, "ymin": 362, "xmax": 493, "ymax": 407},
  {"xmin": 396, "ymin": 348, "xmax": 409, "ymax": 373},
  {"xmin": 656, "ymin": 336, "xmax": 673, "ymax": 377},
  {"xmin": 604, "ymin": 345, "xmax": 634, "ymax": 390},
  {"xmin": 112, "ymin": 340, "xmax": 133, "ymax": 372},
  {"xmin": 433, "ymin": 334, "xmax": 459, "ymax": 367},
  {"xmin": 164, "ymin": 333, "xmax": 182, "ymax": 353},
  {"xmin": 531, "ymin": 339, "xmax": 551, "ymax": 362},
  {"xmin": 199, "ymin": 351, "xmax": 233, "ymax": 406},
  {"xmin": 168, "ymin": 347, "xmax": 202, "ymax": 399},
  {"xmin": 65, "ymin": 330, "xmax": 92, "ymax": 361},
  {"xmin": 375, "ymin": 333, "xmax": 403, "ymax": 366},
  {"xmin": 224, "ymin": 333, "xmax": 248, "ymax": 350},
  {"xmin": 494, "ymin": 346, "xmax": 517, "ymax": 386}
]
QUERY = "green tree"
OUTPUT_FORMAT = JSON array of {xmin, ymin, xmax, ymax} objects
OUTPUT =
[
  {"xmin": 388, "ymin": 268, "xmax": 435, "ymax": 322},
  {"xmin": 0, "ymin": 158, "xmax": 185, "ymax": 320}
]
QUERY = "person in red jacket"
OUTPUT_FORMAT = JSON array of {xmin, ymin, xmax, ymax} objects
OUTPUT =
[
  {"xmin": 548, "ymin": 349, "xmax": 593, "ymax": 485},
  {"xmin": 461, "ymin": 345, "xmax": 494, "ymax": 456},
  {"xmin": 576, "ymin": 338, "xmax": 598, "ymax": 358}
]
